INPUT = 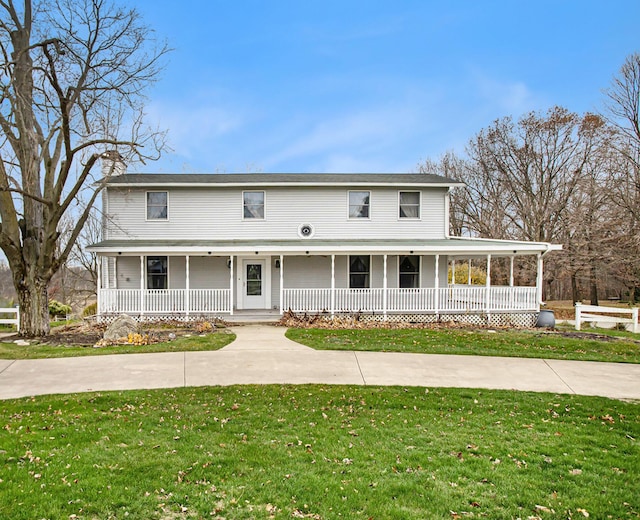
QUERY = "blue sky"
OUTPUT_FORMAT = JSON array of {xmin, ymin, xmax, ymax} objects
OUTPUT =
[{"xmin": 131, "ymin": 1, "xmax": 640, "ymax": 174}]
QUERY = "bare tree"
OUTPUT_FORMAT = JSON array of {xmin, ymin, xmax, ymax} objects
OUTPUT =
[
  {"xmin": 430, "ymin": 108, "xmax": 611, "ymax": 300},
  {"xmin": 0, "ymin": 0, "xmax": 168, "ymax": 335},
  {"xmin": 463, "ymin": 107, "xmax": 607, "ymax": 244},
  {"xmin": 604, "ymin": 53, "xmax": 640, "ymax": 149}
]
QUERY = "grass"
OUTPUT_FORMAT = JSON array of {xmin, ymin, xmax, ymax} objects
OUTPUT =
[
  {"xmin": 0, "ymin": 331, "xmax": 235, "ymax": 359},
  {"xmin": 0, "ymin": 385, "xmax": 638, "ymax": 519},
  {"xmin": 286, "ymin": 327, "xmax": 640, "ymax": 364}
]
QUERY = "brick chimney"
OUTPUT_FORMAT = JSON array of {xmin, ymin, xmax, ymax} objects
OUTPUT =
[{"xmin": 101, "ymin": 150, "xmax": 126, "ymax": 177}]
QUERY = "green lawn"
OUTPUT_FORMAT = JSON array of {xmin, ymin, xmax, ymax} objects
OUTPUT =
[
  {"xmin": 286, "ymin": 327, "xmax": 640, "ymax": 364},
  {"xmin": 0, "ymin": 331, "xmax": 235, "ymax": 359},
  {"xmin": 0, "ymin": 385, "xmax": 637, "ymax": 519}
]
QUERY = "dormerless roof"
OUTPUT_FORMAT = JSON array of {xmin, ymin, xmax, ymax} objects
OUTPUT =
[{"xmin": 105, "ymin": 173, "xmax": 463, "ymax": 187}]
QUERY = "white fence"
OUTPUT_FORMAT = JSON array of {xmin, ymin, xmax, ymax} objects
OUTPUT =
[
  {"xmin": 0, "ymin": 307, "xmax": 19, "ymax": 328},
  {"xmin": 575, "ymin": 303, "xmax": 639, "ymax": 333},
  {"xmin": 283, "ymin": 286, "xmax": 537, "ymax": 314}
]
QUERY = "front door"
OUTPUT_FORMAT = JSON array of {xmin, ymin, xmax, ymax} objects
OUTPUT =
[{"xmin": 242, "ymin": 259, "xmax": 268, "ymax": 309}]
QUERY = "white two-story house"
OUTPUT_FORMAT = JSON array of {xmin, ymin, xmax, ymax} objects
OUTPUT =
[{"xmin": 88, "ymin": 168, "xmax": 559, "ymax": 325}]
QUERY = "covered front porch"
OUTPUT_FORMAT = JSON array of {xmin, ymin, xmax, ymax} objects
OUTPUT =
[{"xmin": 91, "ymin": 238, "xmax": 558, "ymax": 321}]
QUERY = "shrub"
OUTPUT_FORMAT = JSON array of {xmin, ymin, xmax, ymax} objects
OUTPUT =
[
  {"xmin": 48, "ymin": 299, "xmax": 72, "ymax": 318},
  {"xmin": 83, "ymin": 302, "xmax": 98, "ymax": 317}
]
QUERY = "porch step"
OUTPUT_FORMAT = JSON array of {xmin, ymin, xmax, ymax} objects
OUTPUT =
[{"xmin": 225, "ymin": 310, "xmax": 282, "ymax": 324}]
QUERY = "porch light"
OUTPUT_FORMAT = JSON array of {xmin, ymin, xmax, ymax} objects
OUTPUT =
[
  {"xmin": 255, "ymin": 251, "xmax": 259, "ymax": 255},
  {"xmin": 226, "ymin": 259, "xmax": 232, "ymax": 268},
  {"xmin": 275, "ymin": 259, "xmax": 281, "ymax": 268}
]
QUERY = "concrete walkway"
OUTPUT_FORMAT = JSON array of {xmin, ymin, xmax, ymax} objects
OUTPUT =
[{"xmin": 1, "ymin": 325, "xmax": 639, "ymax": 401}]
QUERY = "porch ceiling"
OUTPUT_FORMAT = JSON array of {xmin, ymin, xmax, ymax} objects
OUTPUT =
[{"xmin": 88, "ymin": 237, "xmax": 559, "ymax": 257}]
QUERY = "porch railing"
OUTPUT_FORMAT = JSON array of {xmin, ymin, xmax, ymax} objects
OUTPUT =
[
  {"xmin": 99, "ymin": 289, "xmax": 232, "ymax": 315},
  {"xmin": 98, "ymin": 286, "xmax": 537, "ymax": 316},
  {"xmin": 283, "ymin": 286, "xmax": 537, "ymax": 314}
]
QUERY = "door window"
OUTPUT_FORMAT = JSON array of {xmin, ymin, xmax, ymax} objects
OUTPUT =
[{"xmin": 246, "ymin": 263, "xmax": 262, "ymax": 295}]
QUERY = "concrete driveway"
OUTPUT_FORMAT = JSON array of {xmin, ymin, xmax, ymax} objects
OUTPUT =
[{"xmin": 1, "ymin": 325, "xmax": 639, "ymax": 400}]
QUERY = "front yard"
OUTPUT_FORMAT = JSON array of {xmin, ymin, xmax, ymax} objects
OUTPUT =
[
  {"xmin": 0, "ymin": 385, "xmax": 638, "ymax": 519},
  {"xmin": 286, "ymin": 327, "xmax": 640, "ymax": 364}
]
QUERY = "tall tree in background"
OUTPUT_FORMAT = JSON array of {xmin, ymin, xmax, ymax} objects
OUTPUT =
[
  {"xmin": 0, "ymin": 0, "xmax": 168, "ymax": 335},
  {"xmin": 425, "ymin": 108, "xmax": 611, "ymax": 300},
  {"xmin": 604, "ymin": 53, "xmax": 640, "ymax": 301},
  {"xmin": 464, "ymin": 107, "xmax": 607, "ymax": 244}
]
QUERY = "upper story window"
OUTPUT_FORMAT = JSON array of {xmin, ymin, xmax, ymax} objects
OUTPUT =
[
  {"xmin": 243, "ymin": 191, "xmax": 265, "ymax": 219},
  {"xmin": 349, "ymin": 255, "xmax": 370, "ymax": 288},
  {"xmin": 348, "ymin": 191, "xmax": 370, "ymax": 219},
  {"xmin": 146, "ymin": 191, "xmax": 168, "ymax": 220},
  {"xmin": 147, "ymin": 256, "xmax": 168, "ymax": 289},
  {"xmin": 399, "ymin": 191, "xmax": 420, "ymax": 219}
]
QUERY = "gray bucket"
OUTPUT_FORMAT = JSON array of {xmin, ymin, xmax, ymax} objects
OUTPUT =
[{"xmin": 536, "ymin": 309, "xmax": 555, "ymax": 328}]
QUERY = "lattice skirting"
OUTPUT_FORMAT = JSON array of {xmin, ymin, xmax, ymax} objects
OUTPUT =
[
  {"xmin": 95, "ymin": 314, "xmax": 225, "ymax": 324},
  {"xmin": 96, "ymin": 311, "xmax": 538, "ymax": 328},
  {"xmin": 357, "ymin": 312, "xmax": 538, "ymax": 327}
]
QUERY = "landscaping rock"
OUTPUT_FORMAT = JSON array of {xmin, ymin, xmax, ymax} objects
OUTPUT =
[{"xmin": 103, "ymin": 315, "xmax": 139, "ymax": 341}]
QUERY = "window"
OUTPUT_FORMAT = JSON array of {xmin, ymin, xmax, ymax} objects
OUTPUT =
[
  {"xmin": 243, "ymin": 191, "xmax": 265, "ymax": 219},
  {"xmin": 349, "ymin": 255, "xmax": 370, "ymax": 288},
  {"xmin": 146, "ymin": 191, "xmax": 168, "ymax": 220},
  {"xmin": 147, "ymin": 256, "xmax": 168, "ymax": 289},
  {"xmin": 399, "ymin": 255, "xmax": 420, "ymax": 288},
  {"xmin": 399, "ymin": 191, "xmax": 420, "ymax": 219},
  {"xmin": 348, "ymin": 191, "xmax": 370, "ymax": 219}
]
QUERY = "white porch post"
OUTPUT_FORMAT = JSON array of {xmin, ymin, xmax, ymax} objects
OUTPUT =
[
  {"xmin": 509, "ymin": 256, "xmax": 515, "ymax": 287},
  {"xmin": 279, "ymin": 254, "xmax": 284, "ymax": 315},
  {"xmin": 536, "ymin": 253, "xmax": 543, "ymax": 309},
  {"xmin": 451, "ymin": 259, "xmax": 456, "ymax": 286},
  {"xmin": 509, "ymin": 255, "xmax": 515, "ymax": 309},
  {"xmin": 185, "ymin": 255, "xmax": 190, "ymax": 317},
  {"xmin": 468, "ymin": 258, "xmax": 472, "ymax": 285},
  {"xmin": 229, "ymin": 255, "xmax": 234, "ymax": 315},
  {"xmin": 140, "ymin": 255, "xmax": 145, "ymax": 316},
  {"xmin": 383, "ymin": 254, "xmax": 388, "ymax": 319},
  {"xmin": 331, "ymin": 254, "xmax": 335, "ymax": 317},
  {"xmin": 97, "ymin": 256, "xmax": 102, "ymax": 316},
  {"xmin": 114, "ymin": 257, "xmax": 118, "ymax": 289},
  {"xmin": 434, "ymin": 254, "xmax": 440, "ymax": 318},
  {"xmin": 485, "ymin": 254, "xmax": 492, "ymax": 315}
]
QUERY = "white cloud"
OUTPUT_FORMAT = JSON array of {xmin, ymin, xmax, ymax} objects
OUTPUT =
[
  {"xmin": 470, "ymin": 69, "xmax": 540, "ymax": 116},
  {"xmin": 146, "ymin": 93, "xmax": 245, "ymax": 162}
]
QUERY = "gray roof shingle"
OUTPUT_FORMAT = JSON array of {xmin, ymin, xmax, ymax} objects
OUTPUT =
[{"xmin": 105, "ymin": 172, "xmax": 462, "ymax": 187}]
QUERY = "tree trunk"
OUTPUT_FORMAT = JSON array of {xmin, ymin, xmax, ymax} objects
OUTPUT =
[
  {"xmin": 571, "ymin": 272, "xmax": 580, "ymax": 304},
  {"xmin": 589, "ymin": 263, "xmax": 599, "ymax": 306},
  {"xmin": 16, "ymin": 278, "xmax": 50, "ymax": 336}
]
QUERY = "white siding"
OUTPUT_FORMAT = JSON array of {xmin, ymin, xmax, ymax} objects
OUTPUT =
[
  {"xmin": 190, "ymin": 256, "xmax": 230, "ymax": 289},
  {"xmin": 106, "ymin": 186, "xmax": 448, "ymax": 241},
  {"xmin": 116, "ymin": 256, "xmax": 141, "ymax": 289}
]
